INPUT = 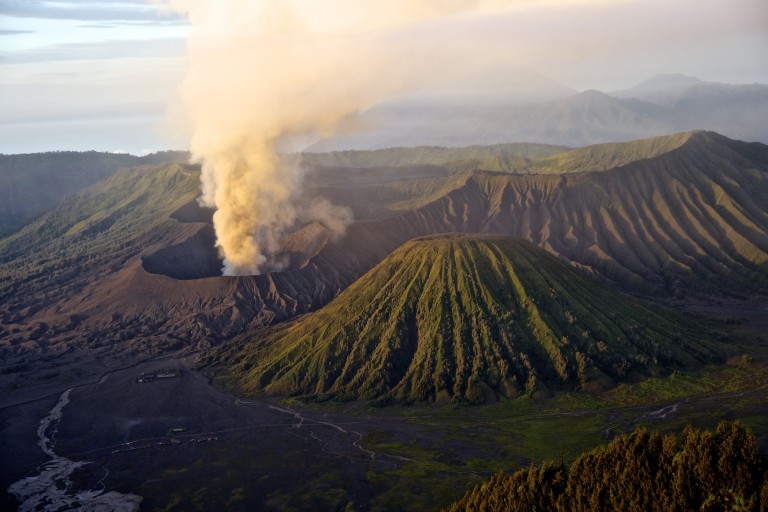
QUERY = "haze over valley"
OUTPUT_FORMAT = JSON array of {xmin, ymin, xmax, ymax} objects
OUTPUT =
[{"xmin": 1, "ymin": 1, "xmax": 767, "ymax": 511}]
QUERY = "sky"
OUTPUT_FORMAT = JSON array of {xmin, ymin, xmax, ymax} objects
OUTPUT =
[{"xmin": 0, "ymin": 0, "xmax": 766, "ymax": 155}]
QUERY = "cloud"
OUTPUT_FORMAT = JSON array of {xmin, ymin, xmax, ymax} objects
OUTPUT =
[
  {"xmin": 0, "ymin": 29, "xmax": 35, "ymax": 35},
  {"xmin": 374, "ymin": 0, "xmax": 768, "ymax": 89},
  {"xmin": 0, "ymin": 37, "xmax": 185, "ymax": 64},
  {"xmin": 0, "ymin": 0, "xmax": 185, "ymax": 23}
]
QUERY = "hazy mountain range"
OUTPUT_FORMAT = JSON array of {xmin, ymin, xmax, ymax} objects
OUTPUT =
[{"xmin": 308, "ymin": 74, "xmax": 768, "ymax": 150}]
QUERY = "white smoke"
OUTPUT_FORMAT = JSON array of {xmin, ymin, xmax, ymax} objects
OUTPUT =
[
  {"xmin": 299, "ymin": 198, "xmax": 354, "ymax": 241},
  {"xmin": 163, "ymin": 0, "xmax": 525, "ymax": 275}
]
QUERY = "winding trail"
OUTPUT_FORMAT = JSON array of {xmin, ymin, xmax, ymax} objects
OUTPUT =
[
  {"xmin": 7, "ymin": 388, "xmax": 143, "ymax": 512},
  {"xmin": 267, "ymin": 403, "xmax": 380, "ymax": 461},
  {"xmin": 235, "ymin": 398, "xmax": 414, "ymax": 465},
  {"xmin": 635, "ymin": 403, "xmax": 681, "ymax": 421}
]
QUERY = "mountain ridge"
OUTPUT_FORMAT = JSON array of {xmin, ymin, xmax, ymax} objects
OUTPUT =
[
  {"xmin": 307, "ymin": 76, "xmax": 768, "ymax": 150},
  {"xmin": 0, "ymin": 150, "xmax": 189, "ymax": 237},
  {"xmin": 309, "ymin": 130, "xmax": 768, "ymax": 297}
]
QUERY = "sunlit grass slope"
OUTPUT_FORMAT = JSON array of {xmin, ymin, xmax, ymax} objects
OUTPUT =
[
  {"xmin": 0, "ymin": 163, "xmax": 200, "ymax": 308},
  {"xmin": 0, "ymin": 150, "xmax": 188, "ymax": 237},
  {"xmin": 222, "ymin": 234, "xmax": 722, "ymax": 404},
  {"xmin": 301, "ymin": 142, "xmax": 568, "ymax": 169}
]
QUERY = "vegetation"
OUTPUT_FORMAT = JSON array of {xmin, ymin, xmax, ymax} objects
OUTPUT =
[
  {"xmin": 0, "ymin": 150, "xmax": 188, "ymax": 237},
  {"xmin": 446, "ymin": 420, "xmax": 768, "ymax": 512},
  {"xmin": 0, "ymin": 162, "xmax": 201, "ymax": 314},
  {"xmin": 301, "ymin": 142, "xmax": 568, "ymax": 169},
  {"xmin": 213, "ymin": 234, "xmax": 723, "ymax": 404},
  {"xmin": 528, "ymin": 131, "xmax": 697, "ymax": 173},
  {"xmin": 302, "ymin": 132, "xmax": 703, "ymax": 175}
]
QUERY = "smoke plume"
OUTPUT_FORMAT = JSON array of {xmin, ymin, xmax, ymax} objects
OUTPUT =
[{"xmin": 166, "ymin": 0, "xmax": 520, "ymax": 275}]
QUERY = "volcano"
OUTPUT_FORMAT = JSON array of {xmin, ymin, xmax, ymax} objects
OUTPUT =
[{"xmin": 219, "ymin": 234, "xmax": 722, "ymax": 404}]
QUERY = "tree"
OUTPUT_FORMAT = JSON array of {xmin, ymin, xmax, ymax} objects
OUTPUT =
[{"xmin": 445, "ymin": 421, "xmax": 767, "ymax": 512}]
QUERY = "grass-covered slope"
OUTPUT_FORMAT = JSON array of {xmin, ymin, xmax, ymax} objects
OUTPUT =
[
  {"xmin": 527, "ymin": 131, "xmax": 696, "ymax": 173},
  {"xmin": 0, "ymin": 162, "xmax": 201, "ymax": 312},
  {"xmin": 221, "ymin": 234, "xmax": 721, "ymax": 404},
  {"xmin": 0, "ymin": 150, "xmax": 188, "ymax": 237},
  {"xmin": 303, "ymin": 132, "xmax": 697, "ymax": 178},
  {"xmin": 301, "ymin": 142, "xmax": 568, "ymax": 169}
]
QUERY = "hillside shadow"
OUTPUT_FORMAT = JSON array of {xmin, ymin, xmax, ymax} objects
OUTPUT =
[
  {"xmin": 169, "ymin": 200, "xmax": 215, "ymax": 224},
  {"xmin": 142, "ymin": 224, "xmax": 223, "ymax": 280}
]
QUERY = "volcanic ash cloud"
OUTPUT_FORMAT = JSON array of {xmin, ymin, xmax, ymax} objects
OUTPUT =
[{"xmin": 168, "ymin": 0, "xmax": 518, "ymax": 275}]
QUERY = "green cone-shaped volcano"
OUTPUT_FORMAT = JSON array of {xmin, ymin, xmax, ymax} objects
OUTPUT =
[{"xmin": 223, "ymin": 234, "xmax": 720, "ymax": 404}]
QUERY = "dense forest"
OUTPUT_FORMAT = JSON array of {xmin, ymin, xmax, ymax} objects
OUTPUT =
[{"xmin": 446, "ymin": 421, "xmax": 768, "ymax": 512}]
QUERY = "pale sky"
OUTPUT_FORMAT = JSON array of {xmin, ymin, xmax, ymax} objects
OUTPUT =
[{"xmin": 0, "ymin": 0, "xmax": 766, "ymax": 154}]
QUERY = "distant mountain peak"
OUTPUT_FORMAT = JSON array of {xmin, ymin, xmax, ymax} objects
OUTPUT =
[
  {"xmin": 635, "ymin": 73, "xmax": 706, "ymax": 88},
  {"xmin": 570, "ymin": 89, "xmax": 615, "ymax": 102},
  {"xmin": 611, "ymin": 74, "xmax": 708, "ymax": 105},
  {"xmin": 578, "ymin": 88, "xmax": 612, "ymax": 96},
  {"xmin": 309, "ymin": 73, "xmax": 768, "ymax": 150}
]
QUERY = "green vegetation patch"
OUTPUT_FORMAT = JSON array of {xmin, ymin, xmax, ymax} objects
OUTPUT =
[
  {"xmin": 301, "ymin": 142, "xmax": 568, "ymax": 169},
  {"xmin": 445, "ymin": 420, "xmax": 768, "ymax": 512}
]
